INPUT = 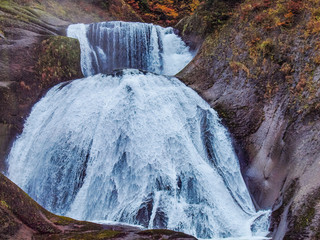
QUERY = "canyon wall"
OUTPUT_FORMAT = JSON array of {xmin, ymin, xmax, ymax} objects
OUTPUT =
[{"xmin": 176, "ymin": 0, "xmax": 320, "ymax": 239}]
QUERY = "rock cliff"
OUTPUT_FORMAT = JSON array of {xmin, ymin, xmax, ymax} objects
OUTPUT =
[{"xmin": 176, "ymin": 0, "xmax": 320, "ymax": 239}]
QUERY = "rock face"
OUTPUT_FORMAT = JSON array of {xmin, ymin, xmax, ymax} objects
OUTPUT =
[
  {"xmin": 177, "ymin": 0, "xmax": 320, "ymax": 239},
  {"xmin": 0, "ymin": 0, "xmax": 142, "ymax": 171}
]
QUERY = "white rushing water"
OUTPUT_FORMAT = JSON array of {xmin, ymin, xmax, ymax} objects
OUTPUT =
[
  {"xmin": 7, "ymin": 21, "xmax": 270, "ymax": 239},
  {"xmin": 67, "ymin": 21, "xmax": 193, "ymax": 76}
]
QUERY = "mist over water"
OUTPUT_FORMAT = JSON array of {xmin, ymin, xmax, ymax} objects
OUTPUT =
[{"xmin": 7, "ymin": 21, "xmax": 270, "ymax": 239}]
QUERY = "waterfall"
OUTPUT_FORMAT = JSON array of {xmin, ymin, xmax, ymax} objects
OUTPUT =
[
  {"xmin": 7, "ymin": 21, "xmax": 270, "ymax": 239},
  {"xmin": 67, "ymin": 21, "xmax": 193, "ymax": 76}
]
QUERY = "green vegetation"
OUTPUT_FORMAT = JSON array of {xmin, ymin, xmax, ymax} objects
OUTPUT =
[
  {"xmin": 138, "ymin": 229, "xmax": 196, "ymax": 239},
  {"xmin": 0, "ymin": 207, "xmax": 21, "ymax": 238},
  {"xmin": 0, "ymin": 173, "xmax": 61, "ymax": 235},
  {"xmin": 284, "ymin": 187, "xmax": 320, "ymax": 239},
  {"xmin": 35, "ymin": 230, "xmax": 123, "ymax": 240},
  {"xmin": 1, "ymin": 0, "xmax": 141, "ymax": 25},
  {"xmin": 0, "ymin": 0, "xmax": 57, "ymax": 33},
  {"xmin": 64, "ymin": 230, "xmax": 123, "ymax": 240},
  {"xmin": 35, "ymin": 36, "xmax": 82, "ymax": 89},
  {"xmin": 52, "ymin": 215, "xmax": 76, "ymax": 226},
  {"xmin": 0, "ymin": 200, "xmax": 9, "ymax": 209},
  {"xmin": 257, "ymin": 38, "xmax": 275, "ymax": 58},
  {"xmin": 138, "ymin": 229, "xmax": 179, "ymax": 235}
]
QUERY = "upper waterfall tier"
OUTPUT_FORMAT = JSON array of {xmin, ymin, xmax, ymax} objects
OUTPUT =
[
  {"xmin": 67, "ymin": 21, "xmax": 193, "ymax": 76},
  {"xmin": 7, "ymin": 70, "xmax": 269, "ymax": 239}
]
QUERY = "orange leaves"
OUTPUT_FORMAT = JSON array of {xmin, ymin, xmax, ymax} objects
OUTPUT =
[
  {"xmin": 296, "ymin": 74, "xmax": 307, "ymax": 92},
  {"xmin": 19, "ymin": 81, "xmax": 31, "ymax": 91},
  {"xmin": 250, "ymin": 37, "xmax": 261, "ymax": 45},
  {"xmin": 127, "ymin": 0, "xmax": 140, "ymax": 10},
  {"xmin": 284, "ymin": 11, "xmax": 294, "ymax": 19},
  {"xmin": 306, "ymin": 5, "xmax": 320, "ymax": 35},
  {"xmin": 153, "ymin": 3, "xmax": 179, "ymax": 19},
  {"xmin": 125, "ymin": 0, "xmax": 200, "ymax": 26},
  {"xmin": 280, "ymin": 63, "xmax": 292, "ymax": 75},
  {"xmin": 189, "ymin": 0, "xmax": 200, "ymax": 12}
]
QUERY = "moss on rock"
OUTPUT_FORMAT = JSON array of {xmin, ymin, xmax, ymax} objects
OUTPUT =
[
  {"xmin": 64, "ymin": 230, "xmax": 123, "ymax": 240},
  {"xmin": 35, "ymin": 35, "xmax": 82, "ymax": 89},
  {"xmin": 284, "ymin": 187, "xmax": 320, "ymax": 239},
  {"xmin": 137, "ymin": 229, "xmax": 197, "ymax": 239},
  {"xmin": 34, "ymin": 230, "xmax": 124, "ymax": 240},
  {"xmin": 0, "ymin": 173, "xmax": 61, "ymax": 235},
  {"xmin": 175, "ymin": 0, "xmax": 237, "ymax": 50},
  {"xmin": 0, "ymin": 207, "xmax": 21, "ymax": 239},
  {"xmin": 0, "ymin": 173, "xmax": 119, "ymax": 239}
]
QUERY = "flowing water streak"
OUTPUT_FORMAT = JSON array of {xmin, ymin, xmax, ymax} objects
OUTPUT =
[
  {"xmin": 67, "ymin": 21, "xmax": 193, "ymax": 76},
  {"xmin": 7, "ymin": 21, "xmax": 270, "ymax": 239},
  {"xmin": 7, "ymin": 70, "xmax": 270, "ymax": 239}
]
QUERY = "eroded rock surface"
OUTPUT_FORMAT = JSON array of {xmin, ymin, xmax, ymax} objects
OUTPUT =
[{"xmin": 177, "ymin": 0, "xmax": 320, "ymax": 239}]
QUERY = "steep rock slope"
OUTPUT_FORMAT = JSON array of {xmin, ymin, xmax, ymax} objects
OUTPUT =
[
  {"xmin": 0, "ymin": 0, "xmax": 141, "ymax": 171},
  {"xmin": 177, "ymin": 0, "xmax": 320, "ymax": 239}
]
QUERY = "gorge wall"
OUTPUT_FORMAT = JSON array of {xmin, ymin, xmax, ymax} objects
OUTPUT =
[{"xmin": 176, "ymin": 0, "xmax": 320, "ymax": 239}]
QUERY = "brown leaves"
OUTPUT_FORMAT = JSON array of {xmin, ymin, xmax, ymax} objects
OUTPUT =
[
  {"xmin": 125, "ymin": 0, "xmax": 200, "ymax": 26},
  {"xmin": 35, "ymin": 36, "xmax": 82, "ymax": 89}
]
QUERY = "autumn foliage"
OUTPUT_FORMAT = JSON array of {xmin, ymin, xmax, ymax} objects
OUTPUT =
[
  {"xmin": 125, "ymin": 0, "xmax": 200, "ymax": 26},
  {"xmin": 36, "ymin": 36, "xmax": 82, "ymax": 89}
]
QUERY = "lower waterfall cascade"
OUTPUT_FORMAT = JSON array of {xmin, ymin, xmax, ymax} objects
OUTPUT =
[{"xmin": 6, "ymin": 21, "xmax": 270, "ymax": 239}]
